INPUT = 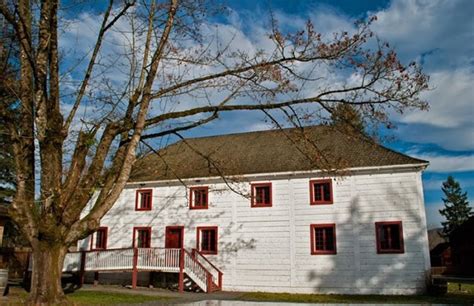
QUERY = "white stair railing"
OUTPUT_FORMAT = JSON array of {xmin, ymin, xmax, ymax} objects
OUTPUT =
[
  {"xmin": 192, "ymin": 249, "xmax": 223, "ymax": 290},
  {"xmin": 183, "ymin": 249, "xmax": 209, "ymax": 292}
]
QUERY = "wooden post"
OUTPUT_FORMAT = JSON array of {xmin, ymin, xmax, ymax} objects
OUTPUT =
[
  {"xmin": 23, "ymin": 252, "xmax": 31, "ymax": 287},
  {"xmin": 132, "ymin": 247, "xmax": 138, "ymax": 289},
  {"xmin": 93, "ymin": 272, "xmax": 99, "ymax": 286},
  {"xmin": 206, "ymin": 272, "xmax": 212, "ymax": 293},
  {"xmin": 178, "ymin": 248, "xmax": 184, "ymax": 292},
  {"xmin": 218, "ymin": 271, "xmax": 223, "ymax": 290},
  {"xmin": 79, "ymin": 251, "xmax": 86, "ymax": 287}
]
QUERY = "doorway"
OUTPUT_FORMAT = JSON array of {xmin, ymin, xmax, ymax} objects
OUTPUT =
[{"xmin": 165, "ymin": 226, "xmax": 184, "ymax": 248}]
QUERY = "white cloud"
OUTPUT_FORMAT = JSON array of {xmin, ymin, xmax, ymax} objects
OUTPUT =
[
  {"xmin": 397, "ymin": 123, "xmax": 474, "ymax": 151},
  {"xmin": 370, "ymin": 0, "xmax": 474, "ymax": 151},
  {"xmin": 395, "ymin": 69, "xmax": 474, "ymax": 151},
  {"xmin": 425, "ymin": 202, "xmax": 444, "ymax": 229},
  {"xmin": 372, "ymin": 0, "xmax": 474, "ymax": 69},
  {"xmin": 401, "ymin": 69, "xmax": 474, "ymax": 129},
  {"xmin": 407, "ymin": 151, "xmax": 474, "ymax": 173}
]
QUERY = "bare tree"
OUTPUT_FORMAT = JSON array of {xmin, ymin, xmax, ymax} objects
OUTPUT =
[{"xmin": 0, "ymin": 0, "xmax": 428, "ymax": 303}]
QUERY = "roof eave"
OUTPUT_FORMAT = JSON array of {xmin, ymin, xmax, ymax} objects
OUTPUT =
[{"xmin": 127, "ymin": 162, "xmax": 430, "ymax": 186}]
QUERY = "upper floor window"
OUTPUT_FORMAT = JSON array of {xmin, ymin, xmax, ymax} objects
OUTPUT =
[
  {"xmin": 251, "ymin": 183, "xmax": 272, "ymax": 207},
  {"xmin": 197, "ymin": 226, "xmax": 218, "ymax": 255},
  {"xmin": 135, "ymin": 189, "xmax": 152, "ymax": 211},
  {"xmin": 310, "ymin": 224, "xmax": 337, "ymax": 255},
  {"xmin": 375, "ymin": 221, "xmax": 404, "ymax": 254},
  {"xmin": 91, "ymin": 227, "xmax": 107, "ymax": 250},
  {"xmin": 310, "ymin": 179, "xmax": 333, "ymax": 205},
  {"xmin": 133, "ymin": 227, "xmax": 151, "ymax": 248},
  {"xmin": 190, "ymin": 187, "xmax": 209, "ymax": 209}
]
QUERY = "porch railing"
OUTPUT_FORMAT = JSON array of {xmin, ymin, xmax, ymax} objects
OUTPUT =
[
  {"xmin": 137, "ymin": 248, "xmax": 180, "ymax": 272},
  {"xmin": 27, "ymin": 247, "xmax": 221, "ymax": 293},
  {"xmin": 84, "ymin": 248, "xmax": 134, "ymax": 271}
]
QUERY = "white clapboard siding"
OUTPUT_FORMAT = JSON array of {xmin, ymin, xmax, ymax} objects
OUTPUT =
[{"xmin": 78, "ymin": 167, "xmax": 430, "ymax": 294}]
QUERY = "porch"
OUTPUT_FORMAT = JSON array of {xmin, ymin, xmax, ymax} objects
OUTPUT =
[{"xmin": 30, "ymin": 248, "xmax": 222, "ymax": 293}]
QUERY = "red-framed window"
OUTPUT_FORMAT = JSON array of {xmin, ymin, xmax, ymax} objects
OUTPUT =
[
  {"xmin": 135, "ymin": 189, "xmax": 152, "ymax": 211},
  {"xmin": 196, "ymin": 226, "xmax": 218, "ymax": 255},
  {"xmin": 133, "ymin": 227, "xmax": 151, "ymax": 248},
  {"xmin": 190, "ymin": 187, "xmax": 209, "ymax": 210},
  {"xmin": 375, "ymin": 221, "xmax": 404, "ymax": 254},
  {"xmin": 91, "ymin": 227, "xmax": 108, "ymax": 250},
  {"xmin": 310, "ymin": 179, "xmax": 333, "ymax": 205},
  {"xmin": 310, "ymin": 224, "xmax": 337, "ymax": 255},
  {"xmin": 251, "ymin": 183, "xmax": 272, "ymax": 207}
]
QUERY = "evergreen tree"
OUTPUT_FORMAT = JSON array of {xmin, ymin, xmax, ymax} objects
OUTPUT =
[
  {"xmin": 439, "ymin": 176, "xmax": 472, "ymax": 237},
  {"xmin": 330, "ymin": 103, "xmax": 366, "ymax": 135}
]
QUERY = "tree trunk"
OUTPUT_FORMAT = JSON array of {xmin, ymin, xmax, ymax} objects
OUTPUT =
[{"xmin": 28, "ymin": 243, "xmax": 68, "ymax": 305}]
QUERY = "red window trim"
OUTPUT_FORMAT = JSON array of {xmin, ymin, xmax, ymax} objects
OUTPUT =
[
  {"xmin": 132, "ymin": 226, "xmax": 152, "ymax": 248},
  {"xmin": 251, "ymin": 183, "xmax": 272, "ymax": 207},
  {"xmin": 309, "ymin": 179, "xmax": 333, "ymax": 205},
  {"xmin": 196, "ymin": 226, "xmax": 218, "ymax": 255},
  {"xmin": 375, "ymin": 221, "xmax": 405, "ymax": 254},
  {"xmin": 189, "ymin": 186, "xmax": 209, "ymax": 210},
  {"xmin": 135, "ymin": 189, "xmax": 153, "ymax": 211},
  {"xmin": 90, "ymin": 227, "xmax": 108, "ymax": 250},
  {"xmin": 310, "ymin": 223, "xmax": 337, "ymax": 255}
]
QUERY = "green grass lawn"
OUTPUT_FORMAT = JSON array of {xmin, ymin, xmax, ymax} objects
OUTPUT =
[
  {"xmin": 8, "ymin": 288, "xmax": 173, "ymax": 305},
  {"xmin": 240, "ymin": 283, "xmax": 474, "ymax": 304},
  {"xmin": 7, "ymin": 282, "xmax": 474, "ymax": 304},
  {"xmin": 66, "ymin": 290, "xmax": 173, "ymax": 305},
  {"xmin": 449, "ymin": 282, "xmax": 474, "ymax": 294}
]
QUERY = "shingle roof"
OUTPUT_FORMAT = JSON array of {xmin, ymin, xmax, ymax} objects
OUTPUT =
[{"xmin": 130, "ymin": 125, "xmax": 428, "ymax": 182}]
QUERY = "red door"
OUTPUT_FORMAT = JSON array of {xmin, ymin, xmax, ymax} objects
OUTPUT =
[{"xmin": 165, "ymin": 226, "xmax": 184, "ymax": 248}]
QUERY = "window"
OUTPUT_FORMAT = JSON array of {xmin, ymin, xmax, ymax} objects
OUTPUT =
[
  {"xmin": 133, "ymin": 227, "xmax": 151, "ymax": 248},
  {"xmin": 135, "ymin": 189, "xmax": 152, "ymax": 211},
  {"xmin": 251, "ymin": 183, "xmax": 272, "ymax": 207},
  {"xmin": 190, "ymin": 187, "xmax": 209, "ymax": 209},
  {"xmin": 197, "ymin": 226, "xmax": 218, "ymax": 255},
  {"xmin": 91, "ymin": 227, "xmax": 107, "ymax": 250},
  {"xmin": 375, "ymin": 221, "xmax": 404, "ymax": 254},
  {"xmin": 310, "ymin": 224, "xmax": 337, "ymax": 255},
  {"xmin": 310, "ymin": 179, "xmax": 333, "ymax": 205}
]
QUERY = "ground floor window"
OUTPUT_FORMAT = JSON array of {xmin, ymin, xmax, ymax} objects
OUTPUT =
[
  {"xmin": 375, "ymin": 221, "xmax": 404, "ymax": 254},
  {"xmin": 197, "ymin": 226, "xmax": 218, "ymax": 254},
  {"xmin": 310, "ymin": 224, "xmax": 337, "ymax": 255},
  {"xmin": 133, "ymin": 227, "xmax": 151, "ymax": 248},
  {"xmin": 91, "ymin": 227, "xmax": 107, "ymax": 250}
]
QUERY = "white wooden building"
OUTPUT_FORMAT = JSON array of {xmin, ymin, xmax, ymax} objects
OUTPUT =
[{"xmin": 77, "ymin": 126, "xmax": 431, "ymax": 294}]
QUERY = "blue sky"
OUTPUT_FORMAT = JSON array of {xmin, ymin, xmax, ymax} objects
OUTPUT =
[{"xmin": 61, "ymin": 0, "xmax": 473, "ymax": 229}]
